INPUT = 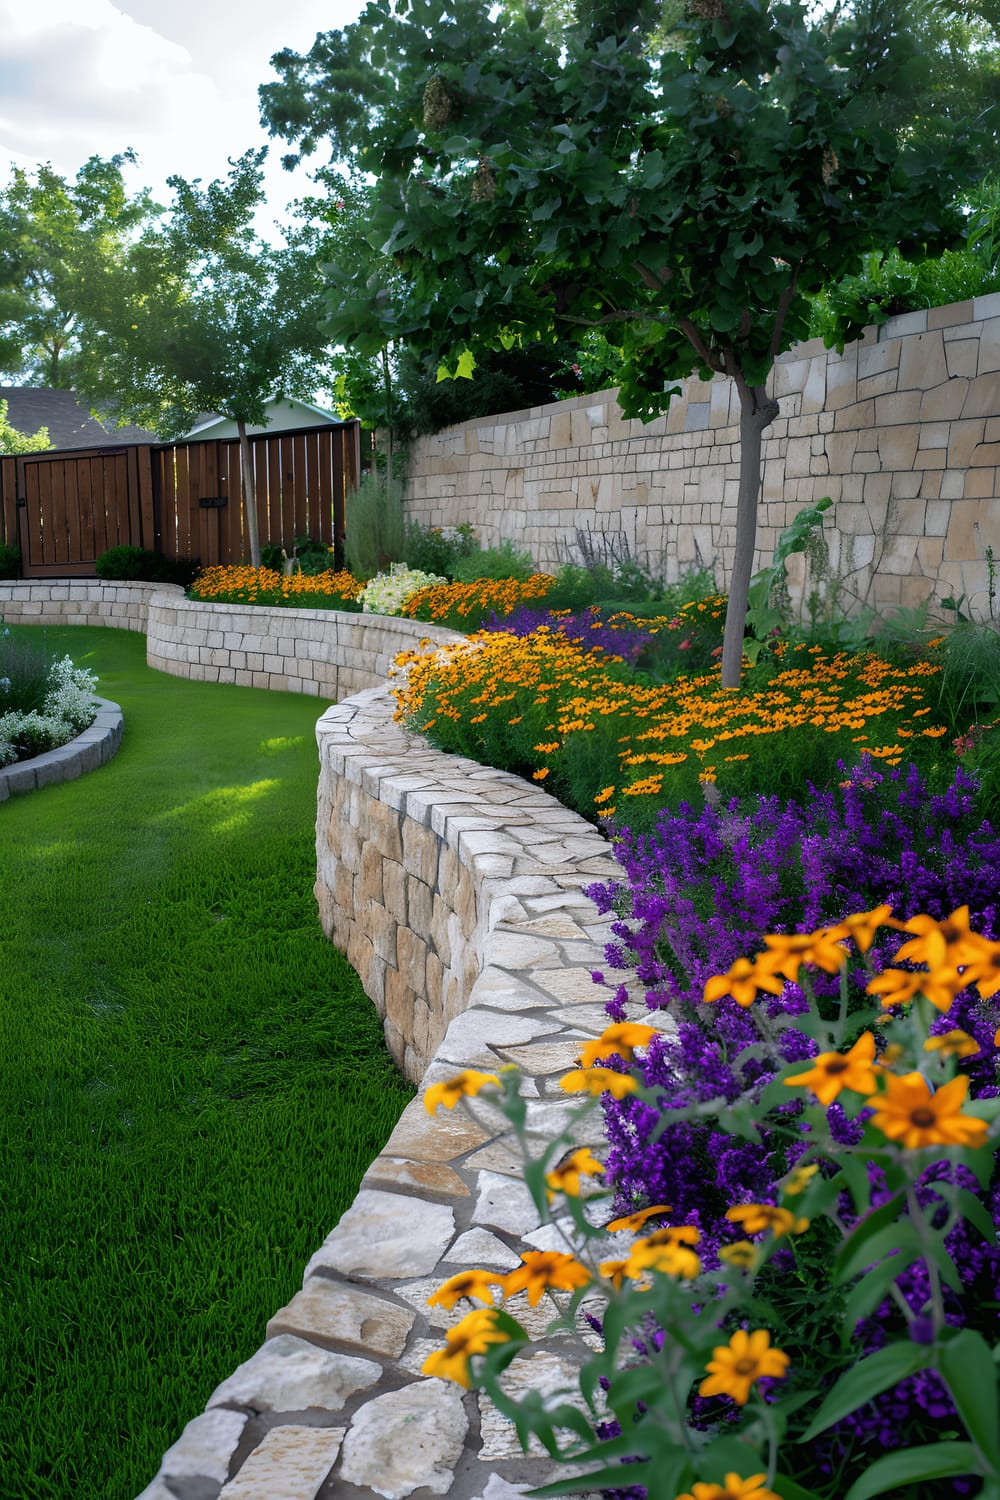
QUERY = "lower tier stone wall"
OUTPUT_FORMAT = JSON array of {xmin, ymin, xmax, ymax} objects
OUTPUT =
[
  {"xmin": 0, "ymin": 581, "xmax": 461, "ymax": 699},
  {"xmin": 137, "ymin": 686, "xmax": 638, "ymax": 1500},
  {"xmin": 0, "ymin": 696, "xmax": 123, "ymax": 801}
]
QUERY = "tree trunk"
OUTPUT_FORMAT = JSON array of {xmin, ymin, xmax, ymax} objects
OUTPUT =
[
  {"xmin": 237, "ymin": 417, "xmax": 262, "ymax": 568},
  {"xmin": 720, "ymin": 383, "xmax": 780, "ymax": 689}
]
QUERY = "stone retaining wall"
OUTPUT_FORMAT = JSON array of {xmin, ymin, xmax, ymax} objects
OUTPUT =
[
  {"xmin": 405, "ymin": 294, "xmax": 1000, "ymax": 620},
  {"xmin": 0, "ymin": 696, "xmax": 123, "ymax": 801},
  {"xmin": 137, "ymin": 686, "xmax": 632, "ymax": 1500},
  {"xmin": 0, "ymin": 581, "xmax": 461, "ymax": 699}
]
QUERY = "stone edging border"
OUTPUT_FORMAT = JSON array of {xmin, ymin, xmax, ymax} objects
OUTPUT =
[
  {"xmin": 137, "ymin": 684, "xmax": 644, "ymax": 1500},
  {"xmin": 0, "ymin": 696, "xmax": 123, "ymax": 802}
]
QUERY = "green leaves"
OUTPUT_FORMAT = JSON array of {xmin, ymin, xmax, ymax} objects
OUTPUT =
[{"xmin": 799, "ymin": 1342, "xmax": 936, "ymax": 1441}]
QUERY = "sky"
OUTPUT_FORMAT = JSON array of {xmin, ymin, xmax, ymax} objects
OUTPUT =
[{"xmin": 0, "ymin": 0, "xmax": 365, "ymax": 232}]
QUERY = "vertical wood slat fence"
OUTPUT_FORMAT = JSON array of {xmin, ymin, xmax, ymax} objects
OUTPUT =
[{"xmin": 0, "ymin": 420, "xmax": 361, "ymax": 578}]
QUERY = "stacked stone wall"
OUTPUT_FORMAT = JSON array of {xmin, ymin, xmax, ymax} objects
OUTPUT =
[{"xmin": 405, "ymin": 295, "xmax": 1000, "ymax": 621}]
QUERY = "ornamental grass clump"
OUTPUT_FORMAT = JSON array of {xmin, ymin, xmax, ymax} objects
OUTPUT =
[
  {"xmin": 392, "ymin": 631, "xmax": 948, "ymax": 829},
  {"xmin": 419, "ymin": 912, "xmax": 1000, "ymax": 1500},
  {"xmin": 188, "ymin": 564, "xmax": 364, "ymax": 609}
]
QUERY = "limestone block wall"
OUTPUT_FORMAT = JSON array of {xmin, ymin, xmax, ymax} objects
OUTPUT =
[
  {"xmin": 0, "ymin": 582, "xmax": 461, "ymax": 700},
  {"xmin": 405, "ymin": 294, "xmax": 1000, "ymax": 620},
  {"xmin": 0, "ymin": 579, "xmax": 179, "ymax": 630},
  {"xmin": 146, "ymin": 594, "xmax": 461, "ymax": 699}
]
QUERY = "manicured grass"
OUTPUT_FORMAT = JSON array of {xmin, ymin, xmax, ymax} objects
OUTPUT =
[{"xmin": 0, "ymin": 626, "xmax": 414, "ymax": 1500}]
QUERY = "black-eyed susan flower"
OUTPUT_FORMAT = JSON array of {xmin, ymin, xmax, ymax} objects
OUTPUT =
[
  {"xmin": 866, "ymin": 1072, "xmax": 988, "ymax": 1149},
  {"xmin": 725, "ymin": 1204, "xmax": 809, "ymax": 1237},
  {"xmin": 784, "ymin": 1031, "xmax": 879, "ymax": 1106},
  {"xmin": 426, "ymin": 1269, "xmax": 507, "ymax": 1309},
  {"xmin": 866, "ymin": 966, "xmax": 964, "ymax": 1013},
  {"xmin": 559, "ymin": 1067, "xmax": 640, "ymax": 1099},
  {"xmin": 578, "ymin": 1022, "xmax": 659, "ymax": 1069},
  {"xmin": 718, "ymin": 1240, "xmax": 760, "ymax": 1270},
  {"xmin": 676, "ymin": 1473, "xmax": 781, "ymax": 1500},
  {"xmin": 545, "ymin": 1147, "xmax": 605, "ymax": 1199},
  {"xmin": 502, "ymin": 1251, "xmax": 592, "ymax": 1305},
  {"xmin": 606, "ymin": 1203, "xmax": 673, "ymax": 1233},
  {"xmin": 624, "ymin": 1224, "xmax": 701, "ymax": 1280},
  {"xmin": 703, "ymin": 954, "xmax": 787, "ymax": 1009},
  {"xmin": 421, "ymin": 1307, "xmax": 513, "ymax": 1386},
  {"xmin": 698, "ymin": 1328, "xmax": 790, "ymax": 1406},
  {"xmin": 424, "ymin": 1069, "xmax": 500, "ymax": 1113},
  {"xmin": 924, "ymin": 1029, "xmax": 981, "ymax": 1059}
]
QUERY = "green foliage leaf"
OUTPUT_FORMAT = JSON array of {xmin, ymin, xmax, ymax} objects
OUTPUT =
[
  {"xmin": 937, "ymin": 1329, "xmax": 1000, "ymax": 1467},
  {"xmin": 799, "ymin": 1342, "xmax": 935, "ymax": 1441},
  {"xmin": 841, "ymin": 1442, "xmax": 980, "ymax": 1500}
]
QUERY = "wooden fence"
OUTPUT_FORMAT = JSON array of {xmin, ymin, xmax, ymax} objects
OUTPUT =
[{"xmin": 0, "ymin": 420, "xmax": 362, "ymax": 578}]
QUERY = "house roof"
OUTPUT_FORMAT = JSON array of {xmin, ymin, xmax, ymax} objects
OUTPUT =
[
  {"xmin": 182, "ymin": 395, "xmax": 340, "ymax": 439},
  {"xmin": 0, "ymin": 388, "xmax": 159, "ymax": 451}
]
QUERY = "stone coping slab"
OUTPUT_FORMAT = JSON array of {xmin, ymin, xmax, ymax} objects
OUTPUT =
[
  {"xmin": 0, "ymin": 696, "xmax": 123, "ymax": 802},
  {"xmin": 136, "ymin": 684, "xmax": 641, "ymax": 1500}
]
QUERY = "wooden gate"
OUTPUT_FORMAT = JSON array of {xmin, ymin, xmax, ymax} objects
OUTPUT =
[{"xmin": 0, "ymin": 420, "xmax": 361, "ymax": 577}]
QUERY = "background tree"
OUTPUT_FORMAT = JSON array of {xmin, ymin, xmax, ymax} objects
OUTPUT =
[
  {"xmin": 79, "ymin": 150, "xmax": 336, "ymax": 567},
  {"xmin": 0, "ymin": 400, "xmax": 50, "ymax": 454},
  {"xmin": 0, "ymin": 152, "xmax": 157, "ymax": 389},
  {"xmin": 262, "ymin": 0, "xmax": 980, "ymax": 685}
]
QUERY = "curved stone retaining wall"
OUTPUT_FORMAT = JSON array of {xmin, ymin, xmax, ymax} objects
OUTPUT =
[
  {"xmin": 138, "ymin": 686, "xmax": 634, "ymax": 1500},
  {"xmin": 0, "ymin": 581, "xmax": 461, "ymax": 698},
  {"xmin": 0, "ymin": 696, "xmax": 123, "ymax": 801}
]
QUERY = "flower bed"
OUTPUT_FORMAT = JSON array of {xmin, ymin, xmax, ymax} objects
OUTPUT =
[
  {"xmin": 187, "ymin": 564, "xmax": 364, "ymax": 609},
  {"xmin": 0, "ymin": 625, "xmax": 99, "ymax": 766},
  {"xmin": 392, "ymin": 629, "xmax": 949, "ymax": 829}
]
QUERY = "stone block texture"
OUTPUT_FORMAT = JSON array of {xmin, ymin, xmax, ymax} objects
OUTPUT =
[{"xmin": 404, "ymin": 299, "xmax": 1000, "ymax": 622}]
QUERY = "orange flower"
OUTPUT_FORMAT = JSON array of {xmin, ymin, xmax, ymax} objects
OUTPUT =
[
  {"xmin": 426, "ymin": 1269, "xmax": 507, "ymax": 1309},
  {"xmin": 502, "ymin": 1251, "xmax": 592, "ymax": 1305},
  {"xmin": 924, "ymin": 1030, "xmax": 981, "ymax": 1059},
  {"xmin": 578, "ymin": 1022, "xmax": 660, "ymax": 1069},
  {"xmin": 545, "ymin": 1147, "xmax": 605, "ymax": 1199},
  {"xmin": 421, "ymin": 1308, "xmax": 513, "ymax": 1386},
  {"xmin": 676, "ymin": 1475, "xmax": 781, "ymax": 1500},
  {"xmin": 893, "ymin": 907, "xmax": 983, "ymax": 969},
  {"xmin": 955, "ymin": 938, "xmax": 1000, "ymax": 999},
  {"xmin": 718, "ymin": 1241, "xmax": 759, "ymax": 1269},
  {"xmin": 624, "ymin": 1224, "xmax": 701, "ymax": 1280},
  {"xmin": 865, "ymin": 966, "xmax": 964, "ymax": 1013},
  {"xmin": 559, "ymin": 1067, "xmax": 640, "ymax": 1099},
  {"xmin": 699, "ymin": 1328, "xmax": 789, "ymax": 1406},
  {"xmin": 867, "ymin": 1072, "xmax": 988, "ymax": 1149},
  {"xmin": 424, "ymin": 1069, "xmax": 500, "ymax": 1113},
  {"xmin": 784, "ymin": 1031, "xmax": 879, "ymax": 1106},
  {"xmin": 703, "ymin": 954, "xmax": 787, "ymax": 1008},
  {"xmin": 725, "ymin": 1204, "xmax": 809, "ymax": 1238},
  {"xmin": 838, "ymin": 904, "xmax": 893, "ymax": 953},
  {"xmin": 761, "ymin": 926, "xmax": 850, "ymax": 980},
  {"xmin": 606, "ymin": 1203, "xmax": 673, "ymax": 1233}
]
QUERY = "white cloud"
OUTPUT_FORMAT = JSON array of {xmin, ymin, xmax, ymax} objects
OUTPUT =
[{"xmin": 0, "ymin": 0, "xmax": 359, "ymax": 222}]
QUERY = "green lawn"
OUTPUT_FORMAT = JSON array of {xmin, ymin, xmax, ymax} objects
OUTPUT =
[{"xmin": 0, "ymin": 626, "xmax": 413, "ymax": 1500}]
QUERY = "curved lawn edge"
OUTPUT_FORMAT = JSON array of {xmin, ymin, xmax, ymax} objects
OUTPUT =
[{"xmin": 0, "ymin": 696, "xmax": 123, "ymax": 802}]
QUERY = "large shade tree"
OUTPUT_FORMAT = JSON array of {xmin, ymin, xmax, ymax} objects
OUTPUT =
[
  {"xmin": 0, "ymin": 152, "xmax": 158, "ymax": 389},
  {"xmin": 262, "ymin": 0, "xmax": 980, "ymax": 684},
  {"xmin": 79, "ymin": 150, "xmax": 337, "ymax": 567}
]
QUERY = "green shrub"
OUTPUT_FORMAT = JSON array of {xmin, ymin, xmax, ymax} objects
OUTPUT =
[
  {"xmin": 0, "ymin": 541, "xmax": 21, "ymax": 579},
  {"xmin": 404, "ymin": 521, "xmax": 477, "ymax": 578},
  {"xmin": 451, "ymin": 539, "xmax": 536, "ymax": 582},
  {"xmin": 344, "ymin": 473, "xmax": 407, "ymax": 579},
  {"xmin": 95, "ymin": 546, "xmax": 199, "ymax": 587},
  {"xmin": 260, "ymin": 536, "xmax": 335, "ymax": 576}
]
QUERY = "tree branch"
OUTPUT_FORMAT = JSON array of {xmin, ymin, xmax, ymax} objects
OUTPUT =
[
  {"xmin": 768, "ymin": 269, "xmax": 800, "ymax": 362},
  {"xmin": 678, "ymin": 317, "xmax": 724, "ymax": 373}
]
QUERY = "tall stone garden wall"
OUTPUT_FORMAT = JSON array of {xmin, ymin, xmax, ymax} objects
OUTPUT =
[{"xmin": 405, "ymin": 294, "xmax": 1000, "ymax": 621}]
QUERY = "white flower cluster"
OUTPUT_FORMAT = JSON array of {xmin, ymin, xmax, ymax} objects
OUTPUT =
[
  {"xmin": 0, "ymin": 654, "xmax": 99, "ymax": 766},
  {"xmin": 359, "ymin": 564, "xmax": 447, "ymax": 616}
]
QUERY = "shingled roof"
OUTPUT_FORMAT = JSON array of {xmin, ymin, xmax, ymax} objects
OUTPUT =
[{"xmin": 0, "ymin": 388, "xmax": 159, "ymax": 451}]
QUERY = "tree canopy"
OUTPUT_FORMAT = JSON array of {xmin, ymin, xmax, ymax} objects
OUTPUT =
[
  {"xmin": 0, "ymin": 152, "xmax": 158, "ymax": 389},
  {"xmin": 262, "ymin": 0, "xmax": 983, "ymax": 683},
  {"xmin": 76, "ymin": 150, "xmax": 337, "ymax": 566}
]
